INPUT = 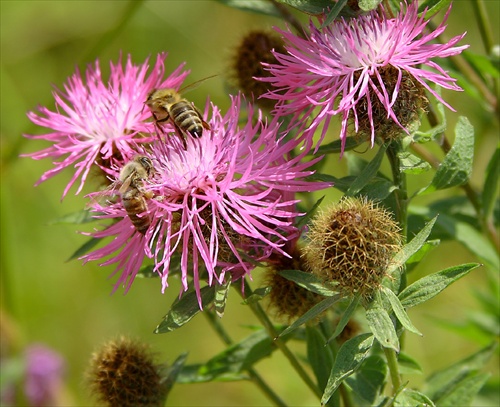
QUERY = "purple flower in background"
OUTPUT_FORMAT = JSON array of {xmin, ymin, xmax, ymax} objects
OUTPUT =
[
  {"xmin": 261, "ymin": 1, "xmax": 468, "ymax": 153},
  {"xmin": 24, "ymin": 344, "xmax": 65, "ymax": 407},
  {"xmin": 23, "ymin": 53, "xmax": 189, "ymax": 198},
  {"xmin": 83, "ymin": 94, "xmax": 329, "ymax": 307}
]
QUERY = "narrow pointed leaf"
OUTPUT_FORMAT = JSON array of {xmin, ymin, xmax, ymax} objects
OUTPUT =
[
  {"xmin": 321, "ymin": 333, "xmax": 374, "ymax": 404},
  {"xmin": 313, "ymin": 137, "xmax": 362, "ymax": 155},
  {"xmin": 399, "ymin": 263, "xmax": 480, "ymax": 308},
  {"xmin": 214, "ymin": 278, "xmax": 231, "ymax": 318},
  {"xmin": 358, "ymin": 0, "xmax": 383, "ymax": 11},
  {"xmin": 279, "ymin": 269, "xmax": 337, "ymax": 296},
  {"xmin": 321, "ymin": 0, "xmax": 347, "ymax": 27},
  {"xmin": 427, "ymin": 116, "xmax": 474, "ymax": 192},
  {"xmin": 279, "ymin": 295, "xmax": 341, "ymax": 338},
  {"xmin": 345, "ymin": 355, "xmax": 388, "ymax": 405},
  {"xmin": 66, "ymin": 237, "xmax": 101, "ymax": 261},
  {"xmin": 381, "ymin": 287, "xmax": 422, "ymax": 336},
  {"xmin": 347, "ymin": 144, "xmax": 388, "ymax": 196},
  {"xmin": 276, "ymin": 0, "xmax": 337, "ymax": 15},
  {"xmin": 49, "ymin": 209, "xmax": 99, "ymax": 225},
  {"xmin": 435, "ymin": 372, "xmax": 490, "ymax": 407},
  {"xmin": 241, "ymin": 286, "xmax": 271, "ymax": 305},
  {"xmin": 387, "ymin": 216, "xmax": 437, "ymax": 275},
  {"xmin": 306, "ymin": 325, "xmax": 334, "ymax": 391},
  {"xmin": 365, "ymin": 299, "xmax": 399, "ymax": 351},
  {"xmin": 425, "ymin": 342, "xmax": 496, "ymax": 401},
  {"xmin": 398, "ymin": 352, "xmax": 423, "ymax": 375},
  {"xmin": 398, "ymin": 151, "xmax": 432, "ymax": 174},
  {"xmin": 327, "ymin": 294, "xmax": 360, "ymax": 343},
  {"xmin": 394, "ymin": 389, "xmax": 435, "ymax": 407},
  {"xmin": 155, "ymin": 286, "xmax": 216, "ymax": 333},
  {"xmin": 296, "ymin": 196, "xmax": 325, "ymax": 229},
  {"xmin": 161, "ymin": 353, "xmax": 188, "ymax": 395}
]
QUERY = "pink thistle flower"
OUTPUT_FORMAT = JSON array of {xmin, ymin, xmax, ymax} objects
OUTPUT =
[
  {"xmin": 23, "ymin": 53, "xmax": 189, "ymax": 198},
  {"xmin": 82, "ymin": 94, "xmax": 330, "ymax": 307},
  {"xmin": 261, "ymin": 2, "xmax": 468, "ymax": 153}
]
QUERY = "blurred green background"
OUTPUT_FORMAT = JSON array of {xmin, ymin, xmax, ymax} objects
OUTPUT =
[{"xmin": 1, "ymin": 1, "xmax": 498, "ymax": 406}]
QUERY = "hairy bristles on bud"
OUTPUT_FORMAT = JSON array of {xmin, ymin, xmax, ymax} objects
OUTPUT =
[
  {"xmin": 86, "ymin": 336, "xmax": 167, "ymax": 407},
  {"xmin": 264, "ymin": 245, "xmax": 323, "ymax": 323},
  {"xmin": 351, "ymin": 67, "xmax": 428, "ymax": 142},
  {"xmin": 229, "ymin": 30, "xmax": 285, "ymax": 109},
  {"xmin": 303, "ymin": 197, "xmax": 402, "ymax": 299}
]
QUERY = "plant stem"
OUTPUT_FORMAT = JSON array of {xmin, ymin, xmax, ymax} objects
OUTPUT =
[
  {"xmin": 203, "ymin": 311, "xmax": 288, "ymax": 407},
  {"xmin": 240, "ymin": 279, "xmax": 323, "ymax": 400},
  {"xmin": 471, "ymin": 0, "xmax": 494, "ymax": 55},
  {"xmin": 384, "ymin": 347, "xmax": 402, "ymax": 394},
  {"xmin": 386, "ymin": 140, "xmax": 408, "ymax": 244}
]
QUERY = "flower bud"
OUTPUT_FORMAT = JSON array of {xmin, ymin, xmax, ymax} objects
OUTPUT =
[
  {"xmin": 352, "ymin": 67, "xmax": 428, "ymax": 142},
  {"xmin": 303, "ymin": 197, "xmax": 402, "ymax": 299},
  {"xmin": 229, "ymin": 30, "xmax": 285, "ymax": 109},
  {"xmin": 264, "ymin": 244, "xmax": 323, "ymax": 322},
  {"xmin": 87, "ymin": 337, "xmax": 167, "ymax": 407}
]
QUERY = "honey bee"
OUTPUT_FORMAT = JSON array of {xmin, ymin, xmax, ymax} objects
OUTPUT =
[
  {"xmin": 146, "ymin": 88, "xmax": 210, "ymax": 139},
  {"xmin": 118, "ymin": 155, "xmax": 155, "ymax": 234}
]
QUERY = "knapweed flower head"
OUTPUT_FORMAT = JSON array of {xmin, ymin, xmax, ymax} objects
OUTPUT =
[
  {"xmin": 83, "ymin": 94, "xmax": 330, "ymax": 307},
  {"xmin": 23, "ymin": 53, "xmax": 189, "ymax": 198},
  {"xmin": 87, "ymin": 336, "xmax": 167, "ymax": 407},
  {"xmin": 264, "ymin": 235, "xmax": 323, "ymax": 322},
  {"xmin": 24, "ymin": 344, "xmax": 66, "ymax": 407},
  {"xmin": 303, "ymin": 197, "xmax": 402, "ymax": 299},
  {"xmin": 261, "ymin": 1, "xmax": 468, "ymax": 152}
]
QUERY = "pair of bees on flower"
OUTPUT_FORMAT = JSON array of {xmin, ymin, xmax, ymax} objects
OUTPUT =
[{"xmin": 106, "ymin": 85, "xmax": 210, "ymax": 234}]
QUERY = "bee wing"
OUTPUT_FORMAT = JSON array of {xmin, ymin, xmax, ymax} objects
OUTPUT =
[
  {"xmin": 86, "ymin": 181, "xmax": 120, "ymax": 208},
  {"xmin": 118, "ymin": 175, "xmax": 133, "ymax": 195}
]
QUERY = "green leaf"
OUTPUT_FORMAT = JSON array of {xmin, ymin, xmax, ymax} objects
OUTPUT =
[
  {"xmin": 425, "ymin": 342, "xmax": 496, "ymax": 402},
  {"xmin": 279, "ymin": 295, "xmax": 342, "ymax": 338},
  {"xmin": 136, "ymin": 265, "xmax": 158, "ymax": 278},
  {"xmin": 276, "ymin": 0, "xmax": 335, "ymax": 15},
  {"xmin": 399, "ymin": 263, "xmax": 481, "ymax": 309},
  {"xmin": 48, "ymin": 209, "xmax": 99, "ymax": 225},
  {"xmin": 394, "ymin": 388, "xmax": 435, "ymax": 407},
  {"xmin": 347, "ymin": 144, "xmax": 388, "ymax": 196},
  {"xmin": 313, "ymin": 137, "xmax": 362, "ymax": 155},
  {"xmin": 278, "ymin": 269, "xmax": 337, "ymax": 296},
  {"xmin": 398, "ymin": 352, "xmax": 423, "ymax": 375},
  {"xmin": 409, "ymin": 207, "xmax": 498, "ymax": 271},
  {"xmin": 321, "ymin": 333, "xmax": 374, "ymax": 405},
  {"xmin": 66, "ymin": 237, "xmax": 101, "ymax": 261},
  {"xmin": 345, "ymin": 355, "xmax": 388, "ymax": 405},
  {"xmin": 327, "ymin": 294, "xmax": 360, "ymax": 343},
  {"xmin": 155, "ymin": 286, "xmax": 216, "ymax": 333},
  {"xmin": 405, "ymin": 239, "xmax": 439, "ymax": 273},
  {"xmin": 215, "ymin": 0, "xmax": 280, "ymax": 16},
  {"xmin": 177, "ymin": 329, "xmax": 280, "ymax": 383},
  {"xmin": 463, "ymin": 51, "xmax": 500, "ymax": 79},
  {"xmin": 436, "ymin": 373, "xmax": 490, "ymax": 407},
  {"xmin": 241, "ymin": 286, "xmax": 271, "ymax": 305},
  {"xmin": 161, "ymin": 353, "xmax": 188, "ymax": 396},
  {"xmin": 387, "ymin": 216, "xmax": 438, "ymax": 275},
  {"xmin": 365, "ymin": 296, "xmax": 399, "ymax": 351},
  {"xmin": 306, "ymin": 325, "xmax": 334, "ymax": 391},
  {"xmin": 358, "ymin": 0, "xmax": 383, "ymax": 12},
  {"xmin": 321, "ymin": 0, "xmax": 347, "ymax": 27},
  {"xmin": 482, "ymin": 146, "xmax": 499, "ymax": 220},
  {"xmin": 296, "ymin": 196, "xmax": 325, "ymax": 229},
  {"xmin": 381, "ymin": 286, "xmax": 422, "ymax": 336},
  {"xmin": 425, "ymin": 116, "xmax": 474, "ymax": 193},
  {"xmin": 359, "ymin": 178, "xmax": 397, "ymax": 201},
  {"xmin": 398, "ymin": 151, "xmax": 432, "ymax": 174},
  {"xmin": 417, "ymin": 0, "xmax": 452, "ymax": 18},
  {"xmin": 214, "ymin": 278, "xmax": 231, "ymax": 318}
]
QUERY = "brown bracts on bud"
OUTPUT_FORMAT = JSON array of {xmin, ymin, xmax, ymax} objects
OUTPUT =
[
  {"xmin": 86, "ymin": 337, "xmax": 168, "ymax": 407},
  {"xmin": 303, "ymin": 197, "xmax": 402, "ymax": 300}
]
